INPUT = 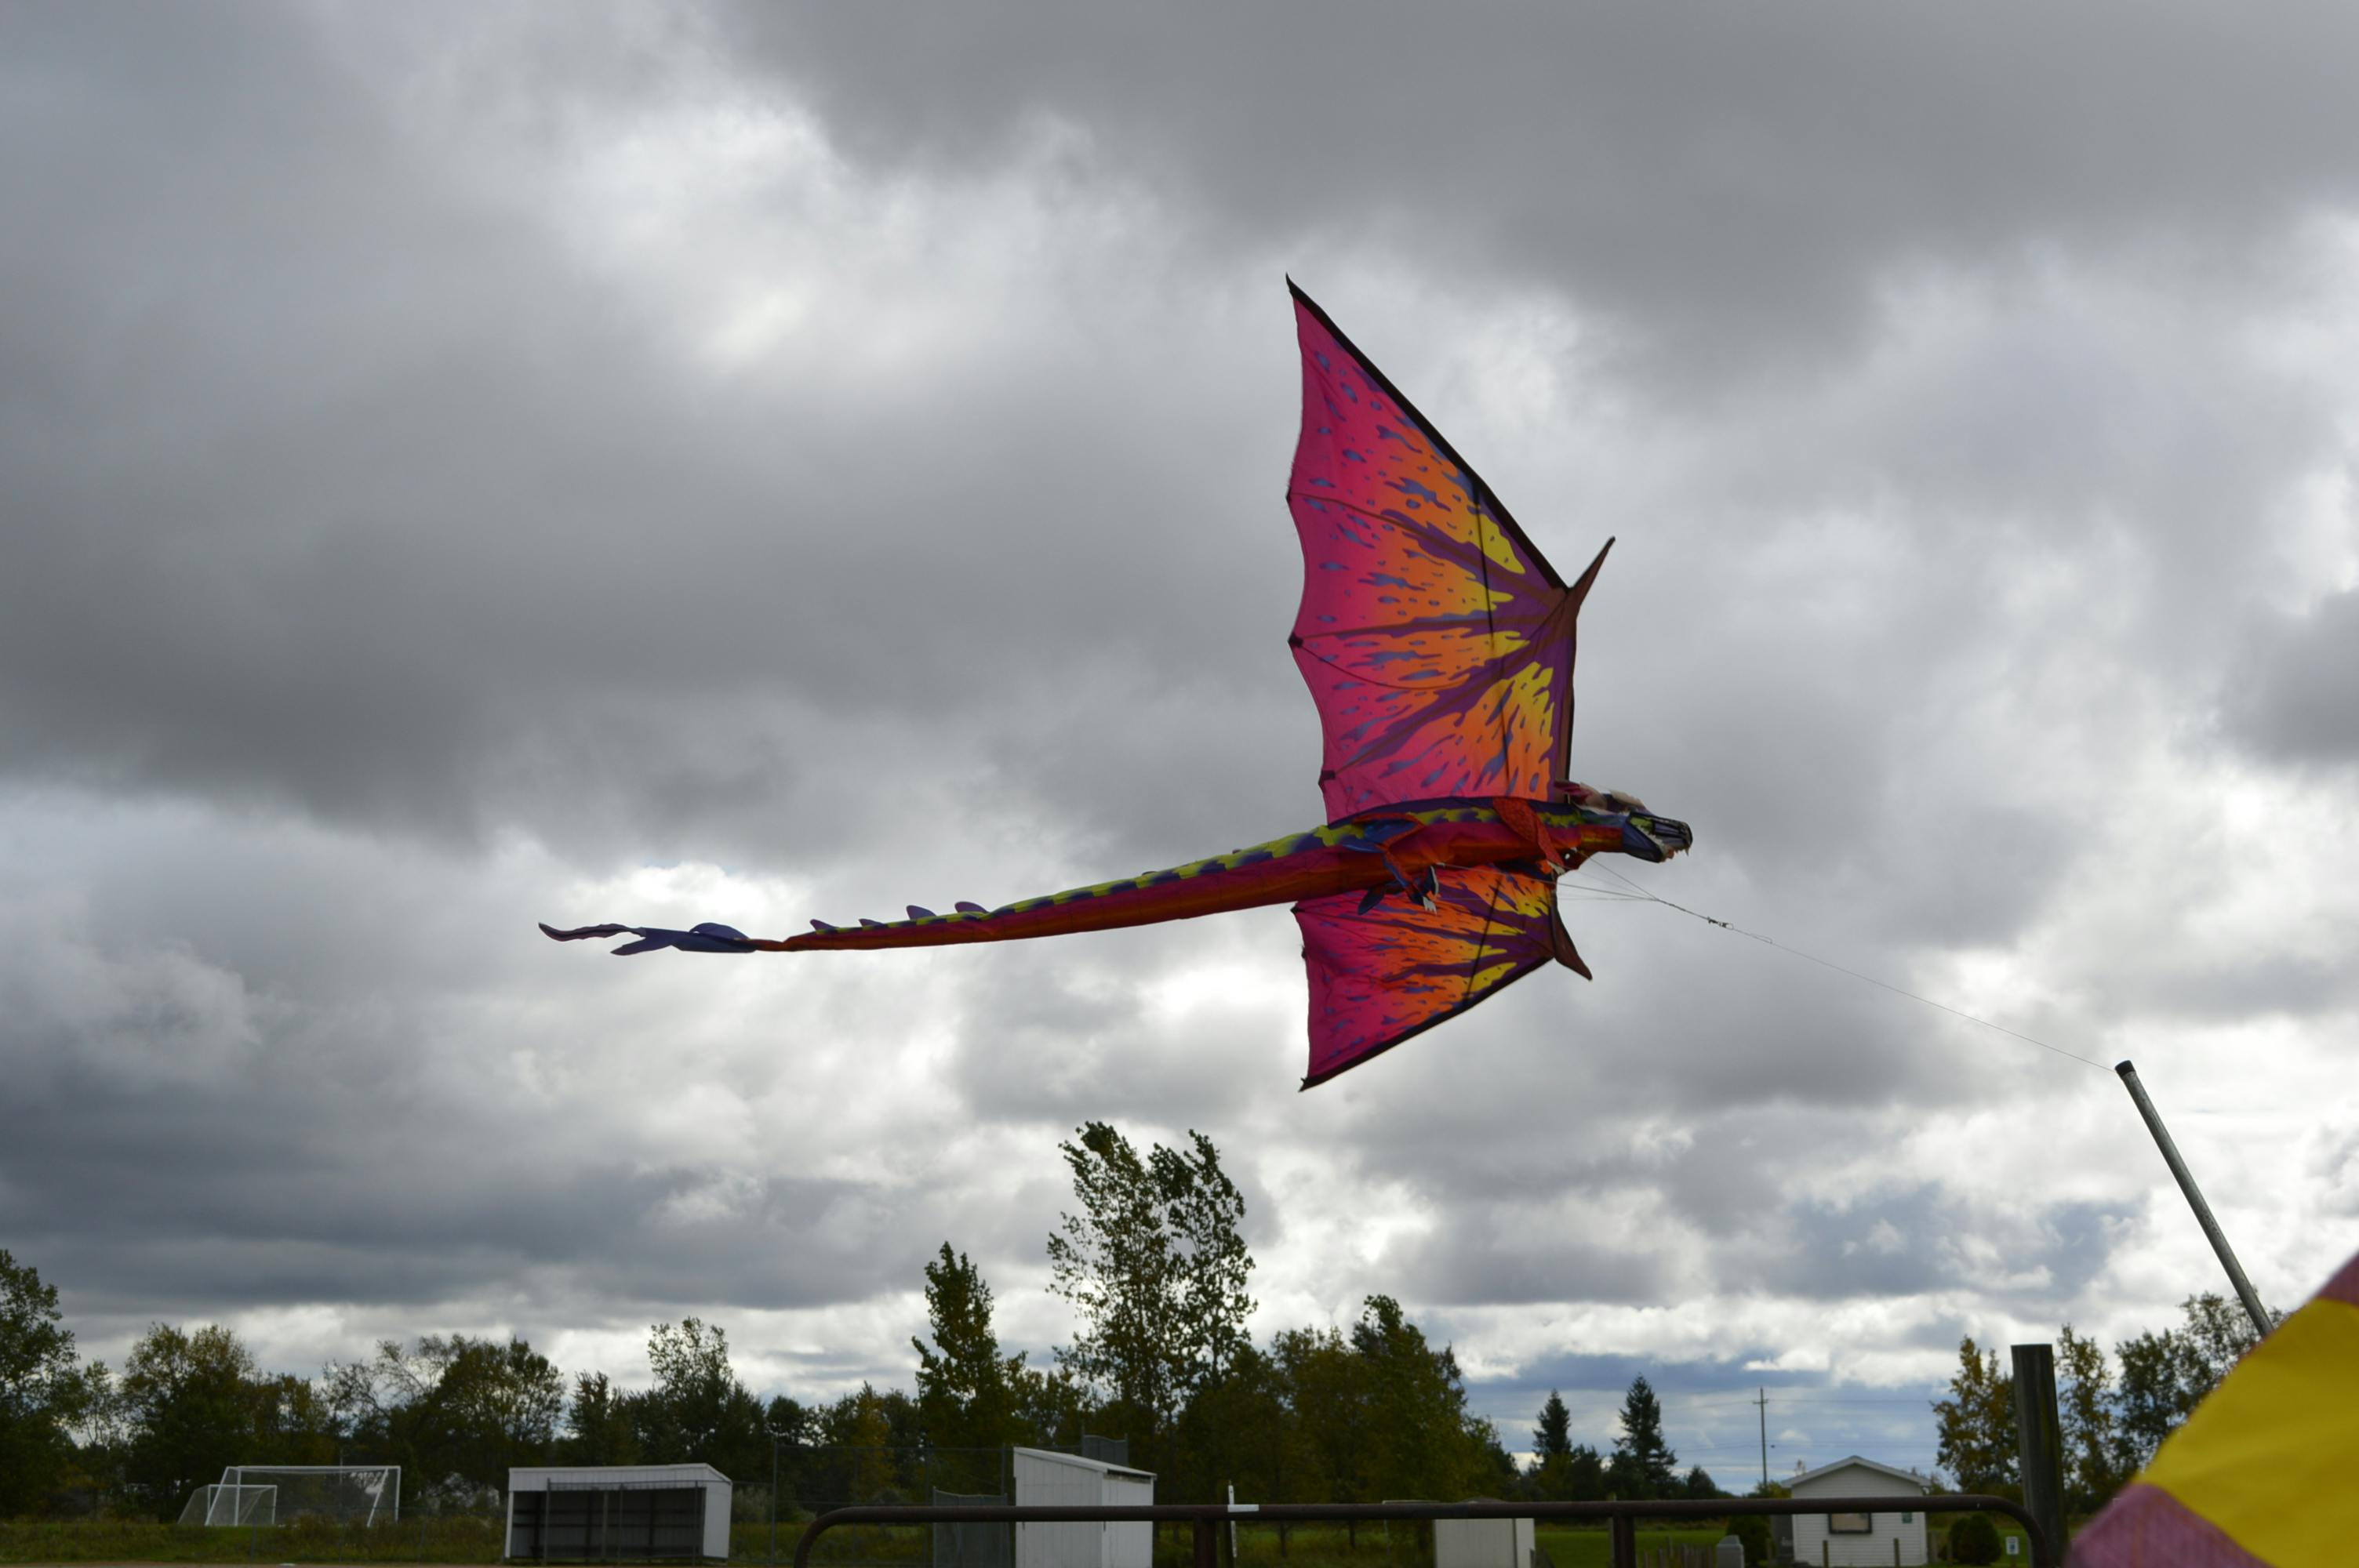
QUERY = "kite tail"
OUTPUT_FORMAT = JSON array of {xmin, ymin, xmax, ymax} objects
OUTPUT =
[{"xmin": 785, "ymin": 830, "xmax": 1366, "ymax": 951}]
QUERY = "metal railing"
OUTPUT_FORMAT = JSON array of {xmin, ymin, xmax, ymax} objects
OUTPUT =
[{"xmin": 794, "ymin": 1497, "xmax": 2055, "ymax": 1568}]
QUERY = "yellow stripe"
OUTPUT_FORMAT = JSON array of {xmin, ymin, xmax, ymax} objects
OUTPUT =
[{"xmin": 2139, "ymin": 1296, "xmax": 2359, "ymax": 1563}]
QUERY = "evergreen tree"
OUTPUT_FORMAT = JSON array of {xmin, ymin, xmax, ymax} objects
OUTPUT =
[
  {"xmin": 1682, "ymin": 1465, "xmax": 1717, "ymax": 1499},
  {"xmin": 1608, "ymin": 1376, "xmax": 1677, "ymax": 1499},
  {"xmin": 1527, "ymin": 1391, "xmax": 1573, "ymax": 1498},
  {"xmin": 1531, "ymin": 1390, "xmax": 1572, "ymax": 1461}
]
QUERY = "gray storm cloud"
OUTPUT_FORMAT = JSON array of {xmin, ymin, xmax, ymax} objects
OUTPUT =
[{"xmin": 2, "ymin": 0, "xmax": 2354, "ymax": 1476}]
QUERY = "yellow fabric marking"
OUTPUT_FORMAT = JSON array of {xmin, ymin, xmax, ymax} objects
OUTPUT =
[
  {"xmin": 2138, "ymin": 1296, "xmax": 2359, "ymax": 1563},
  {"xmin": 1474, "ymin": 511, "xmax": 1525, "ymax": 573}
]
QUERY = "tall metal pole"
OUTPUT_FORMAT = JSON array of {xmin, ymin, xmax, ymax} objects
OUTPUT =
[{"xmin": 2114, "ymin": 1061, "xmax": 2273, "ymax": 1339}]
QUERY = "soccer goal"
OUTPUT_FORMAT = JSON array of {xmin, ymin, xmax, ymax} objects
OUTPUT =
[{"xmin": 178, "ymin": 1465, "xmax": 400, "ymax": 1526}]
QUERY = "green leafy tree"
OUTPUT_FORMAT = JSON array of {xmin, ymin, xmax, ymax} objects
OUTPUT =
[
  {"xmin": 1561, "ymin": 1443, "xmax": 1606, "ymax": 1501},
  {"xmin": 1047, "ymin": 1123, "xmax": 1254, "ymax": 1468},
  {"xmin": 1270, "ymin": 1327, "xmax": 1363, "ymax": 1530},
  {"xmin": 2055, "ymin": 1324, "xmax": 2122, "ymax": 1512},
  {"xmin": 1932, "ymin": 1338, "xmax": 2016, "ymax": 1494},
  {"xmin": 1350, "ymin": 1296, "xmax": 1498, "ymax": 1503},
  {"xmin": 565, "ymin": 1371, "xmax": 642, "ymax": 1465},
  {"xmin": 119, "ymin": 1323, "xmax": 264, "ymax": 1518},
  {"xmin": 2112, "ymin": 1293, "xmax": 2275, "ymax": 1473},
  {"xmin": 1724, "ymin": 1512, "xmax": 1772, "ymax": 1566},
  {"xmin": 0, "ymin": 1249, "xmax": 98, "ymax": 1515},
  {"xmin": 1174, "ymin": 1343, "xmax": 1294, "ymax": 1516},
  {"xmin": 1949, "ymin": 1513, "xmax": 2002, "ymax": 1565},
  {"xmin": 1009, "ymin": 1361, "xmax": 1096, "ymax": 1450},
  {"xmin": 1681, "ymin": 1464, "xmax": 1718, "ymax": 1499},
  {"xmin": 328, "ymin": 1334, "xmax": 561, "ymax": 1501},
  {"xmin": 638, "ymin": 1319, "xmax": 768, "ymax": 1481},
  {"xmin": 813, "ymin": 1384, "xmax": 925, "ymax": 1501},
  {"xmin": 1608, "ymin": 1377, "xmax": 1677, "ymax": 1499},
  {"xmin": 913, "ymin": 1243, "xmax": 1027, "ymax": 1478}
]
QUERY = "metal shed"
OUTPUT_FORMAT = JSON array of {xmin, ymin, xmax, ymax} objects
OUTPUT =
[
  {"xmin": 1433, "ymin": 1512, "xmax": 1534, "ymax": 1568},
  {"xmin": 506, "ymin": 1464, "xmax": 732, "ymax": 1563},
  {"xmin": 1009, "ymin": 1446, "xmax": 1155, "ymax": 1568}
]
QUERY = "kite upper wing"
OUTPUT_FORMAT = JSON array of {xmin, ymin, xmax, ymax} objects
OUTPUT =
[
  {"xmin": 1287, "ymin": 282, "xmax": 1609, "ymax": 822},
  {"xmin": 1293, "ymin": 862, "xmax": 1586, "ymax": 1087}
]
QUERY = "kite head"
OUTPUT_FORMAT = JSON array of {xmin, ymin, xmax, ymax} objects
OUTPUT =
[
  {"xmin": 1558, "ymin": 781, "xmax": 1691, "ymax": 862},
  {"xmin": 1621, "ymin": 811, "xmax": 1692, "ymax": 862}
]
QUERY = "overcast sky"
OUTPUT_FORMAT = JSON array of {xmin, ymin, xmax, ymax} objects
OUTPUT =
[{"xmin": 6, "ymin": 0, "xmax": 2358, "ymax": 1486}]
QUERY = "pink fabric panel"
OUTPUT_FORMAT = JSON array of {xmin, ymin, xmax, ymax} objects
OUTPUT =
[{"xmin": 2069, "ymin": 1484, "xmax": 2267, "ymax": 1568}]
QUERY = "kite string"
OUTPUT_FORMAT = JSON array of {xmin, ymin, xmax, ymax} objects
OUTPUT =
[{"xmin": 1575, "ymin": 864, "xmax": 2113, "ymax": 1073}]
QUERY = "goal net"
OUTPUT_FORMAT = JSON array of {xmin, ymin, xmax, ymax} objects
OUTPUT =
[
  {"xmin": 178, "ymin": 1484, "xmax": 276, "ymax": 1526},
  {"xmin": 179, "ymin": 1465, "xmax": 401, "ymax": 1526}
]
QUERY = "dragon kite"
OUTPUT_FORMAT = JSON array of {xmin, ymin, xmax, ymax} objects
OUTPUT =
[{"xmin": 544, "ymin": 283, "xmax": 1693, "ymax": 1087}]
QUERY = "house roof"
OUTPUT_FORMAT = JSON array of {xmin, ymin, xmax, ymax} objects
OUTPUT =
[{"xmin": 1787, "ymin": 1456, "xmax": 1930, "ymax": 1493}]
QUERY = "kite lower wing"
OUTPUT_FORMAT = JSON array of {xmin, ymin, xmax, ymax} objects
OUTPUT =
[{"xmin": 1293, "ymin": 863, "xmax": 1586, "ymax": 1087}]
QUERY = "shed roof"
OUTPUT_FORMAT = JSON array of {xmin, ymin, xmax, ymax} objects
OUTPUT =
[
  {"xmin": 508, "ymin": 1463, "xmax": 732, "ymax": 1487},
  {"xmin": 1012, "ymin": 1446, "xmax": 1156, "ymax": 1482},
  {"xmin": 1787, "ymin": 1456, "xmax": 1930, "ymax": 1493}
]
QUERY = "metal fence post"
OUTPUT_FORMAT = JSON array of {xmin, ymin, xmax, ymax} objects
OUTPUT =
[
  {"xmin": 1195, "ymin": 1516, "xmax": 1219, "ymax": 1568},
  {"xmin": 2010, "ymin": 1344, "xmax": 2067, "ymax": 1566},
  {"xmin": 1609, "ymin": 1512, "xmax": 1636, "ymax": 1568}
]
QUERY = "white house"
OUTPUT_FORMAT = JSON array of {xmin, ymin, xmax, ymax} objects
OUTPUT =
[
  {"xmin": 1010, "ymin": 1446, "xmax": 1156, "ymax": 1568},
  {"xmin": 505, "ymin": 1464, "xmax": 732, "ymax": 1562},
  {"xmin": 1787, "ymin": 1457, "xmax": 1930, "ymax": 1567}
]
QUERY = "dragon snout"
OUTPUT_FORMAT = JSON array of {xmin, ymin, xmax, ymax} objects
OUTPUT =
[{"xmin": 1623, "ymin": 813, "xmax": 1693, "ymax": 862}]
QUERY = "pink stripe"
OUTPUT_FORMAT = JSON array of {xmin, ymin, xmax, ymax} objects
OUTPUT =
[
  {"xmin": 2317, "ymin": 1247, "xmax": 2359, "ymax": 1308},
  {"xmin": 2069, "ymin": 1483, "xmax": 2266, "ymax": 1568}
]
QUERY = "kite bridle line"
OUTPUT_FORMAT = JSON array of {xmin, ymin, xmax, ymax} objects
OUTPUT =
[
  {"xmin": 1568, "ymin": 864, "xmax": 2288, "ymax": 1342},
  {"xmin": 1563, "ymin": 862, "xmax": 2113, "ymax": 1073}
]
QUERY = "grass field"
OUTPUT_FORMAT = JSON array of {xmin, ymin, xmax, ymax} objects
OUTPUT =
[
  {"xmin": 0, "ymin": 1514, "xmax": 2039, "ymax": 1566},
  {"xmin": 0, "ymin": 1519, "xmax": 1741, "ymax": 1566}
]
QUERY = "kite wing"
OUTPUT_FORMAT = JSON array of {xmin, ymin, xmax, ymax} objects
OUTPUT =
[
  {"xmin": 1294, "ymin": 863, "xmax": 1587, "ymax": 1087},
  {"xmin": 1288, "ymin": 281, "xmax": 1610, "ymax": 822}
]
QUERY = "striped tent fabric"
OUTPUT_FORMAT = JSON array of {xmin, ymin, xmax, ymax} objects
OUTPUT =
[{"xmin": 2070, "ymin": 1249, "xmax": 2359, "ymax": 1566}]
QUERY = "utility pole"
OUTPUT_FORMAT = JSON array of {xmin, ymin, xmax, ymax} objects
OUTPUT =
[
  {"xmin": 2116, "ymin": 1060, "xmax": 2274, "ymax": 1338},
  {"xmin": 1756, "ymin": 1388, "xmax": 1768, "ymax": 1490}
]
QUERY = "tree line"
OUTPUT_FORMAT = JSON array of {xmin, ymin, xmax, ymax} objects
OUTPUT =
[
  {"xmin": 2, "ymin": 1123, "xmax": 1717, "ymax": 1522},
  {"xmin": 1931, "ymin": 1292, "xmax": 2272, "ymax": 1516}
]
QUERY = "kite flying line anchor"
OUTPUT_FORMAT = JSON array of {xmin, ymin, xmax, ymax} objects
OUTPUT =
[{"xmin": 2114, "ymin": 1059, "xmax": 2275, "ymax": 1340}]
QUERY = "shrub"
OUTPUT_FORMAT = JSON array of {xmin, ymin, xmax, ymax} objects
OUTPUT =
[
  {"xmin": 1948, "ymin": 1514, "xmax": 2002, "ymax": 1566},
  {"xmin": 1724, "ymin": 1515, "xmax": 1772, "ymax": 1565}
]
